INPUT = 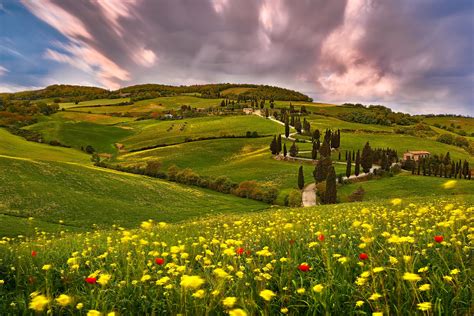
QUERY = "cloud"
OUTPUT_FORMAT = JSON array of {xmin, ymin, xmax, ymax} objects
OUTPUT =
[
  {"xmin": 15, "ymin": 0, "xmax": 474, "ymax": 114},
  {"xmin": 0, "ymin": 65, "xmax": 8, "ymax": 76}
]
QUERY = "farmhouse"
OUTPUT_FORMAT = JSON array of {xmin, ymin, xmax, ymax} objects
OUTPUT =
[{"xmin": 403, "ymin": 150, "xmax": 430, "ymax": 161}]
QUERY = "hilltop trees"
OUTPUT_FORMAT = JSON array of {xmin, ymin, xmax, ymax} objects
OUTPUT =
[
  {"xmin": 284, "ymin": 116, "xmax": 290, "ymax": 138},
  {"xmin": 346, "ymin": 154, "xmax": 352, "ymax": 178},
  {"xmin": 355, "ymin": 150, "xmax": 361, "ymax": 176},
  {"xmin": 283, "ymin": 143, "xmax": 287, "ymax": 157},
  {"xmin": 269, "ymin": 136, "xmax": 278, "ymax": 155},
  {"xmin": 311, "ymin": 141, "xmax": 318, "ymax": 160},
  {"xmin": 298, "ymin": 166, "xmax": 304, "ymax": 190},
  {"xmin": 361, "ymin": 142, "xmax": 373, "ymax": 173},
  {"xmin": 319, "ymin": 139, "xmax": 331, "ymax": 158}
]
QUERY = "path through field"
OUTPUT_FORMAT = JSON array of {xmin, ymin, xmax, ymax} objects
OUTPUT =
[{"xmin": 302, "ymin": 183, "xmax": 316, "ymax": 206}]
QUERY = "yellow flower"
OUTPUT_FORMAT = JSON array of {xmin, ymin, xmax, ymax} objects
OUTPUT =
[
  {"xmin": 87, "ymin": 310, "xmax": 102, "ymax": 316},
  {"xmin": 443, "ymin": 275, "xmax": 453, "ymax": 282},
  {"xmin": 355, "ymin": 300, "xmax": 364, "ymax": 307},
  {"xmin": 156, "ymin": 276, "xmax": 170, "ymax": 286},
  {"xmin": 373, "ymin": 267, "xmax": 385, "ymax": 273},
  {"xmin": 141, "ymin": 221, "xmax": 153, "ymax": 230},
  {"xmin": 391, "ymin": 198, "xmax": 402, "ymax": 205},
  {"xmin": 55, "ymin": 294, "xmax": 73, "ymax": 307},
  {"xmin": 418, "ymin": 266, "xmax": 429, "ymax": 273},
  {"xmin": 29, "ymin": 295, "xmax": 50, "ymax": 312},
  {"xmin": 42, "ymin": 264, "xmax": 52, "ymax": 271},
  {"xmin": 229, "ymin": 309, "xmax": 248, "ymax": 316},
  {"xmin": 213, "ymin": 268, "xmax": 229, "ymax": 279},
  {"xmin": 417, "ymin": 302, "xmax": 432, "ymax": 311},
  {"xmin": 373, "ymin": 312, "xmax": 383, "ymax": 316},
  {"xmin": 280, "ymin": 307, "xmax": 289, "ymax": 314},
  {"xmin": 418, "ymin": 284, "xmax": 431, "ymax": 291},
  {"xmin": 141, "ymin": 274, "xmax": 151, "ymax": 282},
  {"xmin": 97, "ymin": 274, "xmax": 112, "ymax": 286},
  {"xmin": 222, "ymin": 297, "xmax": 237, "ymax": 308},
  {"xmin": 389, "ymin": 256, "xmax": 399, "ymax": 265},
  {"xmin": 0, "ymin": 280, "xmax": 4, "ymax": 285},
  {"xmin": 403, "ymin": 272, "xmax": 421, "ymax": 282},
  {"xmin": 259, "ymin": 289, "xmax": 276, "ymax": 301},
  {"xmin": 180, "ymin": 275, "xmax": 205, "ymax": 289},
  {"xmin": 107, "ymin": 313, "xmax": 116, "ymax": 316},
  {"xmin": 369, "ymin": 293, "xmax": 382, "ymax": 301},
  {"xmin": 296, "ymin": 288, "xmax": 305, "ymax": 294},
  {"xmin": 442, "ymin": 180, "xmax": 456, "ymax": 189},
  {"xmin": 76, "ymin": 303, "xmax": 84, "ymax": 310},
  {"xmin": 192, "ymin": 289, "xmax": 205, "ymax": 298},
  {"xmin": 450, "ymin": 269, "xmax": 460, "ymax": 275},
  {"xmin": 312, "ymin": 284, "xmax": 324, "ymax": 293}
]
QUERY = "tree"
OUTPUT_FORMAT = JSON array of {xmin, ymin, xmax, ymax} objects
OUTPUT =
[
  {"xmin": 85, "ymin": 145, "xmax": 95, "ymax": 154},
  {"xmin": 311, "ymin": 141, "xmax": 318, "ymax": 160},
  {"xmin": 220, "ymin": 100, "xmax": 225, "ymax": 107},
  {"xmin": 346, "ymin": 155, "xmax": 352, "ymax": 178},
  {"xmin": 284, "ymin": 116, "xmax": 290, "ymax": 138},
  {"xmin": 283, "ymin": 143, "xmax": 287, "ymax": 157},
  {"xmin": 277, "ymin": 135, "xmax": 282, "ymax": 154},
  {"xmin": 298, "ymin": 166, "xmax": 304, "ymax": 190},
  {"xmin": 355, "ymin": 150, "xmax": 361, "ymax": 176},
  {"xmin": 325, "ymin": 166, "xmax": 337, "ymax": 204},
  {"xmin": 319, "ymin": 140, "xmax": 331, "ymax": 158},
  {"xmin": 289, "ymin": 142, "xmax": 298, "ymax": 157},
  {"xmin": 361, "ymin": 142, "xmax": 373, "ymax": 173},
  {"xmin": 294, "ymin": 118, "xmax": 302, "ymax": 134},
  {"xmin": 313, "ymin": 129, "xmax": 320, "ymax": 141},
  {"xmin": 313, "ymin": 160, "xmax": 324, "ymax": 183},
  {"xmin": 269, "ymin": 136, "xmax": 278, "ymax": 155},
  {"xmin": 265, "ymin": 108, "xmax": 269, "ymax": 118}
]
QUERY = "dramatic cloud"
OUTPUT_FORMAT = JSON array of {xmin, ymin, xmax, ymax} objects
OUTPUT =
[
  {"xmin": 2, "ymin": 0, "xmax": 473, "ymax": 114},
  {"xmin": 0, "ymin": 65, "xmax": 8, "ymax": 76}
]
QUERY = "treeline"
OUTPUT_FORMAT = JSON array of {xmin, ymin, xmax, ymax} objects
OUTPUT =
[
  {"xmin": 95, "ymin": 161, "xmax": 278, "ymax": 204},
  {"xmin": 1, "ymin": 84, "xmax": 108, "ymax": 101},
  {"xmin": 402, "ymin": 152, "xmax": 471, "ymax": 180},
  {"xmin": 340, "ymin": 103, "xmax": 418, "ymax": 126},
  {"xmin": 0, "ymin": 98, "xmax": 59, "ymax": 127}
]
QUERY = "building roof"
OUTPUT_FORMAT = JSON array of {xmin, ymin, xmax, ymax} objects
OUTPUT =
[{"xmin": 405, "ymin": 151, "xmax": 430, "ymax": 155}]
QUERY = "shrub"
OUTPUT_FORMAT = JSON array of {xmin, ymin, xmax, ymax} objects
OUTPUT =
[
  {"xmin": 436, "ymin": 133, "xmax": 454, "ymax": 145},
  {"xmin": 348, "ymin": 186, "xmax": 365, "ymax": 202},
  {"xmin": 288, "ymin": 189, "xmax": 302, "ymax": 207}
]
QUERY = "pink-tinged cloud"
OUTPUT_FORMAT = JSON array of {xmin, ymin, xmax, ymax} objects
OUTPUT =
[
  {"xmin": 133, "ymin": 48, "xmax": 157, "ymax": 67},
  {"xmin": 316, "ymin": 0, "xmax": 397, "ymax": 101},
  {"xmin": 21, "ymin": 0, "xmax": 91, "ymax": 40},
  {"xmin": 212, "ymin": 0, "xmax": 228, "ymax": 14},
  {"xmin": 96, "ymin": 0, "xmax": 138, "ymax": 36}
]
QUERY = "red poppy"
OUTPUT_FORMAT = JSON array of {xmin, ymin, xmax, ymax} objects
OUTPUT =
[
  {"xmin": 318, "ymin": 234, "xmax": 325, "ymax": 242},
  {"xmin": 85, "ymin": 277, "xmax": 97, "ymax": 284},
  {"xmin": 31, "ymin": 250, "xmax": 37, "ymax": 257},
  {"xmin": 236, "ymin": 247, "xmax": 244, "ymax": 255},
  {"xmin": 298, "ymin": 263, "xmax": 310, "ymax": 272},
  {"xmin": 155, "ymin": 257, "xmax": 165, "ymax": 265},
  {"xmin": 434, "ymin": 235, "xmax": 443, "ymax": 243},
  {"xmin": 359, "ymin": 253, "xmax": 369, "ymax": 260}
]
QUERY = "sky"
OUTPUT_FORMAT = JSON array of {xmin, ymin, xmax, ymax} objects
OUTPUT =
[{"xmin": 0, "ymin": 0, "xmax": 473, "ymax": 115}]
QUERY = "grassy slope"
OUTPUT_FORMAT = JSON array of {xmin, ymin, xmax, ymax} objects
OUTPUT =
[
  {"xmin": 423, "ymin": 116, "xmax": 474, "ymax": 133},
  {"xmin": 119, "ymin": 137, "xmax": 346, "ymax": 190},
  {"xmin": 25, "ymin": 118, "xmax": 133, "ymax": 154},
  {"xmin": 307, "ymin": 114, "xmax": 394, "ymax": 132},
  {"xmin": 120, "ymin": 115, "xmax": 283, "ymax": 150},
  {"xmin": 338, "ymin": 172, "xmax": 474, "ymax": 202},
  {"xmin": 55, "ymin": 111, "xmax": 136, "ymax": 125},
  {"xmin": 0, "ymin": 129, "xmax": 267, "ymax": 237}
]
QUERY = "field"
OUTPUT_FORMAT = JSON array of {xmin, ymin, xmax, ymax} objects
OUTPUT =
[
  {"xmin": 120, "ymin": 115, "xmax": 284, "ymax": 150},
  {"xmin": 0, "ymin": 128, "xmax": 267, "ymax": 237},
  {"xmin": 338, "ymin": 173, "xmax": 474, "ymax": 202},
  {"xmin": 1, "ymin": 196, "xmax": 471, "ymax": 314},
  {"xmin": 59, "ymin": 98, "xmax": 131, "ymax": 109},
  {"xmin": 118, "ymin": 137, "xmax": 346, "ymax": 191},
  {"xmin": 423, "ymin": 116, "xmax": 474, "ymax": 134}
]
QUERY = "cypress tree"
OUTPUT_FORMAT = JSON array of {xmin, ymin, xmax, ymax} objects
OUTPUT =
[
  {"xmin": 355, "ymin": 150, "xmax": 361, "ymax": 176},
  {"xmin": 313, "ymin": 129, "xmax": 320, "ymax": 141},
  {"xmin": 269, "ymin": 136, "xmax": 278, "ymax": 155},
  {"xmin": 298, "ymin": 166, "xmax": 304, "ymax": 190},
  {"xmin": 450, "ymin": 161, "xmax": 455, "ymax": 178},
  {"xmin": 417, "ymin": 160, "xmax": 421, "ymax": 175},
  {"xmin": 311, "ymin": 142, "xmax": 318, "ymax": 160},
  {"xmin": 325, "ymin": 166, "xmax": 337, "ymax": 204},
  {"xmin": 285, "ymin": 116, "xmax": 290, "ymax": 138},
  {"xmin": 346, "ymin": 155, "xmax": 352, "ymax": 178},
  {"xmin": 338, "ymin": 151, "xmax": 341, "ymax": 161},
  {"xmin": 319, "ymin": 140, "xmax": 331, "ymax": 158},
  {"xmin": 422, "ymin": 158, "xmax": 426, "ymax": 176},
  {"xmin": 283, "ymin": 143, "xmax": 287, "ymax": 157},
  {"xmin": 361, "ymin": 142, "xmax": 373, "ymax": 173},
  {"xmin": 411, "ymin": 162, "xmax": 416, "ymax": 174},
  {"xmin": 277, "ymin": 135, "xmax": 282, "ymax": 154},
  {"xmin": 289, "ymin": 142, "xmax": 298, "ymax": 157}
]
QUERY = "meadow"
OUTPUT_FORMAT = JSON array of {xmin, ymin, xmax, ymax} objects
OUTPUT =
[
  {"xmin": 0, "ymin": 196, "xmax": 471, "ymax": 314},
  {"xmin": 120, "ymin": 115, "xmax": 283, "ymax": 150},
  {"xmin": 58, "ymin": 98, "xmax": 131, "ymax": 109}
]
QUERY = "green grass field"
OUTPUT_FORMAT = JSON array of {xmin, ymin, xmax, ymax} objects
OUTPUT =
[
  {"xmin": 338, "ymin": 172, "xmax": 474, "ymax": 202},
  {"xmin": 25, "ymin": 119, "xmax": 134, "ymax": 154},
  {"xmin": 118, "ymin": 137, "xmax": 345, "ymax": 191},
  {"xmin": 55, "ymin": 111, "xmax": 136, "ymax": 125},
  {"xmin": 422, "ymin": 116, "xmax": 474, "ymax": 134},
  {"xmin": 307, "ymin": 114, "xmax": 394, "ymax": 132},
  {"xmin": 120, "ymin": 115, "xmax": 283, "ymax": 150},
  {"xmin": 0, "ymin": 156, "xmax": 267, "ymax": 237}
]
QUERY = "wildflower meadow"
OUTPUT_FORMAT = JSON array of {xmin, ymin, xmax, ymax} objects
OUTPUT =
[{"xmin": 0, "ymin": 197, "xmax": 472, "ymax": 315}]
